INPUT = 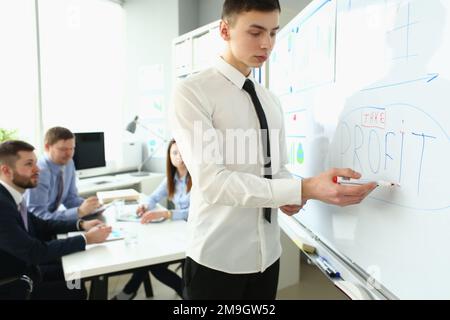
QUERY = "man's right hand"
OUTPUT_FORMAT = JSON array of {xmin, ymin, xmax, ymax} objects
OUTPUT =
[
  {"xmin": 78, "ymin": 196, "xmax": 101, "ymax": 217},
  {"xmin": 301, "ymin": 168, "xmax": 377, "ymax": 207},
  {"xmin": 85, "ymin": 225, "xmax": 112, "ymax": 244}
]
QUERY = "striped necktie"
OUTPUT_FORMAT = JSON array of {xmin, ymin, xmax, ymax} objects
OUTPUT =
[{"xmin": 18, "ymin": 200, "xmax": 29, "ymax": 231}]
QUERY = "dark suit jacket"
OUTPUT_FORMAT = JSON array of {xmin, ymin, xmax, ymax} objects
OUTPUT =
[{"xmin": 0, "ymin": 184, "xmax": 85, "ymax": 282}]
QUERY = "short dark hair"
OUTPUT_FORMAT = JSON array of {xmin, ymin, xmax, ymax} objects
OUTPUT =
[
  {"xmin": 222, "ymin": 0, "xmax": 281, "ymax": 24},
  {"xmin": 0, "ymin": 140, "xmax": 35, "ymax": 168},
  {"xmin": 44, "ymin": 127, "xmax": 75, "ymax": 145}
]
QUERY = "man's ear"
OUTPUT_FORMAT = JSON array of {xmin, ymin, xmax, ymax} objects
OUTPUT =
[
  {"xmin": 220, "ymin": 20, "xmax": 231, "ymax": 41},
  {"xmin": 44, "ymin": 143, "xmax": 50, "ymax": 152},
  {"xmin": 0, "ymin": 164, "xmax": 12, "ymax": 177}
]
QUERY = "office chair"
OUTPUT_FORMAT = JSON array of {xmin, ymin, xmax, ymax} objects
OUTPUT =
[{"xmin": 0, "ymin": 275, "xmax": 33, "ymax": 300}]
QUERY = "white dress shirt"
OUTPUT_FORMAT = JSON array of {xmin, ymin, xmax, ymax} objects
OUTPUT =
[
  {"xmin": 170, "ymin": 57, "xmax": 302, "ymax": 274},
  {"xmin": 0, "ymin": 180, "xmax": 23, "ymax": 208}
]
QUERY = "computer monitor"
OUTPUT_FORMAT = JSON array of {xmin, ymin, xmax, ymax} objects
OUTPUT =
[{"xmin": 73, "ymin": 132, "xmax": 106, "ymax": 170}]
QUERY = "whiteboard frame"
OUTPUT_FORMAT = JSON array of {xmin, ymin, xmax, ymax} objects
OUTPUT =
[{"xmin": 278, "ymin": 212, "xmax": 398, "ymax": 300}]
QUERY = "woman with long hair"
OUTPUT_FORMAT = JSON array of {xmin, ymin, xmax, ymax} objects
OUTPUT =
[{"xmin": 112, "ymin": 139, "xmax": 191, "ymax": 300}]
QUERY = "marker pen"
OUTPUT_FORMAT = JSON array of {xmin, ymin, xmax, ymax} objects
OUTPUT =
[
  {"xmin": 333, "ymin": 176, "xmax": 400, "ymax": 187},
  {"xmin": 316, "ymin": 256, "xmax": 340, "ymax": 278}
]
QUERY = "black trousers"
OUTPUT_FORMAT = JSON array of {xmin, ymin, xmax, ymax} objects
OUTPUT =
[
  {"xmin": 183, "ymin": 257, "xmax": 279, "ymax": 300},
  {"xmin": 30, "ymin": 262, "xmax": 87, "ymax": 300},
  {"xmin": 123, "ymin": 262, "xmax": 184, "ymax": 297}
]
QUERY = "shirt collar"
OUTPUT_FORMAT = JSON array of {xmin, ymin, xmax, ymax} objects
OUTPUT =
[
  {"xmin": 44, "ymin": 154, "xmax": 65, "ymax": 174},
  {"xmin": 215, "ymin": 56, "xmax": 255, "ymax": 90},
  {"xmin": 0, "ymin": 180, "xmax": 23, "ymax": 206},
  {"xmin": 174, "ymin": 172, "xmax": 187, "ymax": 183}
]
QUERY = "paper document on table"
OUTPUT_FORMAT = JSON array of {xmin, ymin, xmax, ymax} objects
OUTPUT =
[{"xmin": 96, "ymin": 189, "xmax": 140, "ymax": 204}]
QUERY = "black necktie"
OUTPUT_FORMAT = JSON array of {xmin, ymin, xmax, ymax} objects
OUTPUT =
[{"xmin": 242, "ymin": 79, "xmax": 272, "ymax": 223}]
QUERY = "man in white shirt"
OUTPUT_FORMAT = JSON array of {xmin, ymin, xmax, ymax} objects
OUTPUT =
[{"xmin": 170, "ymin": 0, "xmax": 377, "ymax": 300}]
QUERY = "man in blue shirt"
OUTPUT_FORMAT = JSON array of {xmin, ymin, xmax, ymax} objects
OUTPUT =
[{"xmin": 25, "ymin": 127, "xmax": 101, "ymax": 221}]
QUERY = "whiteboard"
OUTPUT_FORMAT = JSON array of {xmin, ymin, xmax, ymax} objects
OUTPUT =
[{"xmin": 270, "ymin": 0, "xmax": 450, "ymax": 299}]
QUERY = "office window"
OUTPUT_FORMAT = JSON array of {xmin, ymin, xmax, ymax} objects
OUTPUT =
[
  {"xmin": 38, "ymin": 0, "xmax": 125, "ymax": 164},
  {"xmin": 0, "ymin": 0, "xmax": 39, "ymax": 146}
]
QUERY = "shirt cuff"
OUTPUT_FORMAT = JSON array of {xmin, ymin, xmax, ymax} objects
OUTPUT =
[
  {"xmin": 80, "ymin": 233, "xmax": 87, "ymax": 246},
  {"xmin": 269, "ymin": 179, "xmax": 303, "ymax": 207},
  {"xmin": 171, "ymin": 210, "xmax": 188, "ymax": 221},
  {"xmin": 65, "ymin": 207, "xmax": 80, "ymax": 220},
  {"xmin": 147, "ymin": 200, "xmax": 157, "ymax": 210}
]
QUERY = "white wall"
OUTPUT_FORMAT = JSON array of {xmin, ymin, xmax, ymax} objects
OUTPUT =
[
  {"xmin": 198, "ymin": 0, "xmax": 312, "ymax": 28},
  {"xmin": 123, "ymin": 0, "xmax": 179, "ymax": 173},
  {"xmin": 179, "ymin": 0, "xmax": 199, "ymax": 34},
  {"xmin": 122, "ymin": 0, "xmax": 313, "ymax": 174},
  {"xmin": 198, "ymin": 0, "xmax": 223, "ymax": 26},
  {"xmin": 279, "ymin": 0, "xmax": 312, "ymax": 27}
]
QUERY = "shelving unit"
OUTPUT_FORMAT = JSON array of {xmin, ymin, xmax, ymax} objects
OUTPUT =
[
  {"xmin": 173, "ymin": 20, "xmax": 266, "ymax": 86},
  {"xmin": 173, "ymin": 20, "xmax": 224, "ymax": 81}
]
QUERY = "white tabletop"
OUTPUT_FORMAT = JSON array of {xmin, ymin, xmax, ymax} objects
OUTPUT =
[{"xmin": 59, "ymin": 204, "xmax": 187, "ymax": 281}]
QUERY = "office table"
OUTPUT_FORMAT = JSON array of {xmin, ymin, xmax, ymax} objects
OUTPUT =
[{"xmin": 58, "ymin": 204, "xmax": 187, "ymax": 299}]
